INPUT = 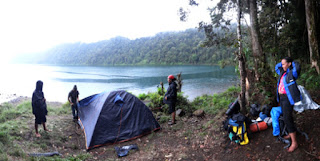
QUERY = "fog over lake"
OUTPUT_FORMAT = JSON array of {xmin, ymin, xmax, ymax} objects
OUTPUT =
[{"xmin": 0, "ymin": 64, "xmax": 237, "ymax": 103}]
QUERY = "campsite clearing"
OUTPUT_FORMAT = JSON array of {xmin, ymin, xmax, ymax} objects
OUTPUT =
[{"xmin": 1, "ymin": 98, "xmax": 320, "ymax": 160}]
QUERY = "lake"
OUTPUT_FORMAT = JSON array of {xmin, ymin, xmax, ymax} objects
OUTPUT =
[{"xmin": 0, "ymin": 64, "xmax": 238, "ymax": 103}]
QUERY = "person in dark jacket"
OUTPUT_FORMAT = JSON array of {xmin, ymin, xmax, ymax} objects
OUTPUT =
[
  {"xmin": 163, "ymin": 75, "xmax": 177, "ymax": 125},
  {"xmin": 275, "ymin": 57, "xmax": 301, "ymax": 152},
  {"xmin": 32, "ymin": 80, "xmax": 49, "ymax": 137},
  {"xmin": 68, "ymin": 85, "xmax": 79, "ymax": 120}
]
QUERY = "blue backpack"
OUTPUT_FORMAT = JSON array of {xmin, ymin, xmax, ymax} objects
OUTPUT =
[{"xmin": 223, "ymin": 113, "xmax": 249, "ymax": 145}]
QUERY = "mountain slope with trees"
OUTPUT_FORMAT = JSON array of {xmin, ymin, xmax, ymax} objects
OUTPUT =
[{"xmin": 20, "ymin": 29, "xmax": 237, "ymax": 66}]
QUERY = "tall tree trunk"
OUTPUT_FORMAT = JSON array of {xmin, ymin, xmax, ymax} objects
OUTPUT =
[
  {"xmin": 249, "ymin": 0, "xmax": 264, "ymax": 81},
  {"xmin": 237, "ymin": 0, "xmax": 247, "ymax": 114},
  {"xmin": 248, "ymin": 0, "xmax": 275, "ymax": 105},
  {"xmin": 305, "ymin": 0, "xmax": 320, "ymax": 74}
]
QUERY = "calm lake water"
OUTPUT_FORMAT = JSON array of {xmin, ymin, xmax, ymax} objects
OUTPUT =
[{"xmin": 0, "ymin": 64, "xmax": 238, "ymax": 103}]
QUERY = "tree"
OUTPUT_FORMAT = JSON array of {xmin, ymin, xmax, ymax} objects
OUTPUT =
[
  {"xmin": 305, "ymin": 0, "xmax": 320, "ymax": 74},
  {"xmin": 236, "ymin": 0, "xmax": 247, "ymax": 113},
  {"xmin": 249, "ymin": 0, "xmax": 264, "ymax": 81}
]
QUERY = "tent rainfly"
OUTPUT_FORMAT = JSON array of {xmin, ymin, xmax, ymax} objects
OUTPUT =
[{"xmin": 78, "ymin": 90, "xmax": 161, "ymax": 150}]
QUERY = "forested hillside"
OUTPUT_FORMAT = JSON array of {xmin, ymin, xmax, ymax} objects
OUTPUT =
[{"xmin": 20, "ymin": 29, "xmax": 236, "ymax": 66}]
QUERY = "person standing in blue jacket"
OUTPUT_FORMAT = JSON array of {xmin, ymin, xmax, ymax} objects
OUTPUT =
[
  {"xmin": 275, "ymin": 57, "xmax": 302, "ymax": 152},
  {"xmin": 163, "ymin": 75, "xmax": 177, "ymax": 125}
]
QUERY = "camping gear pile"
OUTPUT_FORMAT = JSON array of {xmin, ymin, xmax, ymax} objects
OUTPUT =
[
  {"xmin": 222, "ymin": 85, "xmax": 318, "ymax": 147},
  {"xmin": 222, "ymin": 98, "xmax": 250, "ymax": 145},
  {"xmin": 249, "ymin": 104, "xmax": 272, "ymax": 133}
]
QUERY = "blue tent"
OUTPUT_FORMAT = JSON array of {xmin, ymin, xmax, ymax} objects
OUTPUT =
[{"xmin": 78, "ymin": 90, "xmax": 161, "ymax": 150}]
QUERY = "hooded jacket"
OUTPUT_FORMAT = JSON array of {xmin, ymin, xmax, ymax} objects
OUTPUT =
[
  {"xmin": 275, "ymin": 61, "xmax": 302, "ymax": 105},
  {"xmin": 32, "ymin": 81, "xmax": 47, "ymax": 116},
  {"xmin": 163, "ymin": 81, "xmax": 177, "ymax": 104}
]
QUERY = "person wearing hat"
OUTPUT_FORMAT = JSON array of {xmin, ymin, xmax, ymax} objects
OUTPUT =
[{"xmin": 164, "ymin": 75, "xmax": 178, "ymax": 125}]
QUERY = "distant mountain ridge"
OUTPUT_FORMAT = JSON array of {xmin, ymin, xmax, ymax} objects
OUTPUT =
[{"xmin": 16, "ymin": 29, "xmax": 236, "ymax": 66}]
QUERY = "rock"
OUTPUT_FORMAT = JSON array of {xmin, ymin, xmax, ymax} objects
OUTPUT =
[
  {"xmin": 176, "ymin": 109, "xmax": 185, "ymax": 117},
  {"xmin": 193, "ymin": 109, "xmax": 205, "ymax": 117}
]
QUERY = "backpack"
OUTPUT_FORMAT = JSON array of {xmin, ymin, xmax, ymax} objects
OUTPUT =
[
  {"xmin": 223, "ymin": 113, "xmax": 249, "ymax": 145},
  {"xmin": 226, "ymin": 98, "xmax": 240, "ymax": 116},
  {"xmin": 278, "ymin": 116, "xmax": 289, "ymax": 137},
  {"xmin": 250, "ymin": 104, "xmax": 260, "ymax": 117},
  {"xmin": 261, "ymin": 104, "xmax": 272, "ymax": 117}
]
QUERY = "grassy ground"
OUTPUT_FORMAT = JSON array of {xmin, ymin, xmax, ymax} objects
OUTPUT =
[
  {"xmin": 0, "ymin": 97, "xmax": 91, "ymax": 161},
  {"xmin": 0, "ymin": 90, "xmax": 319, "ymax": 160}
]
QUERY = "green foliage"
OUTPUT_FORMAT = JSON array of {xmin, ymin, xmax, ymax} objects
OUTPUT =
[
  {"xmin": 8, "ymin": 145, "xmax": 25, "ymax": 157},
  {"xmin": 148, "ymin": 90, "xmax": 164, "ymax": 110},
  {"xmin": 137, "ymin": 93, "xmax": 148, "ymax": 100},
  {"xmin": 16, "ymin": 101, "xmax": 32, "ymax": 114},
  {"xmin": 0, "ymin": 153, "xmax": 8, "ymax": 161},
  {"xmin": 48, "ymin": 102, "xmax": 71, "ymax": 115},
  {"xmin": 0, "ymin": 103, "xmax": 13, "ymax": 113},
  {"xmin": 0, "ymin": 101, "xmax": 31, "ymax": 123},
  {"xmin": 298, "ymin": 67, "xmax": 320, "ymax": 91},
  {"xmin": 157, "ymin": 87, "xmax": 165, "ymax": 95},
  {"xmin": 0, "ymin": 131, "xmax": 10, "ymax": 145},
  {"xmin": 142, "ymin": 87, "xmax": 195, "ymax": 115},
  {"xmin": 191, "ymin": 86, "xmax": 240, "ymax": 115},
  {"xmin": 29, "ymin": 153, "xmax": 92, "ymax": 161},
  {"xmin": 20, "ymin": 29, "xmax": 236, "ymax": 66},
  {"xmin": 176, "ymin": 92, "xmax": 194, "ymax": 115},
  {"xmin": 0, "ymin": 123, "xmax": 26, "ymax": 160},
  {"xmin": 158, "ymin": 115, "xmax": 171, "ymax": 124}
]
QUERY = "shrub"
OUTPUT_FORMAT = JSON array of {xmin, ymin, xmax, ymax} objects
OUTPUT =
[
  {"xmin": 176, "ymin": 92, "xmax": 194, "ymax": 115},
  {"xmin": 137, "ymin": 93, "xmax": 148, "ymax": 100},
  {"xmin": 299, "ymin": 67, "xmax": 320, "ymax": 91},
  {"xmin": 191, "ymin": 86, "xmax": 240, "ymax": 115}
]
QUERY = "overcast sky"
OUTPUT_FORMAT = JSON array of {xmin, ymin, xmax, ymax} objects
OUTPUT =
[{"xmin": 0, "ymin": 0, "xmax": 219, "ymax": 63}]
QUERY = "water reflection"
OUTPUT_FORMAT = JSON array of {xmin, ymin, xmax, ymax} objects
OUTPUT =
[{"xmin": 0, "ymin": 64, "xmax": 237, "ymax": 102}]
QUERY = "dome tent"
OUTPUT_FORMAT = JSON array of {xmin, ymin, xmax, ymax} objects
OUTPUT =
[{"xmin": 78, "ymin": 90, "xmax": 161, "ymax": 150}]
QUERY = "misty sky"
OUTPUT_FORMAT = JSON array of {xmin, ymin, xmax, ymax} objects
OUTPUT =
[{"xmin": 0, "ymin": 0, "xmax": 219, "ymax": 63}]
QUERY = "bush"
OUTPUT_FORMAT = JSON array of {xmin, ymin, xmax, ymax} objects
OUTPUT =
[
  {"xmin": 298, "ymin": 67, "xmax": 320, "ymax": 91},
  {"xmin": 176, "ymin": 92, "xmax": 194, "ymax": 115},
  {"xmin": 137, "ymin": 93, "xmax": 148, "ymax": 100},
  {"xmin": 191, "ymin": 86, "xmax": 240, "ymax": 115},
  {"xmin": 147, "ymin": 88, "xmax": 165, "ymax": 109}
]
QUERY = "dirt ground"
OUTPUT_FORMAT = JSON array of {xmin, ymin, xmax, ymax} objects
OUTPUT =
[{"xmin": 11, "ymin": 98, "xmax": 320, "ymax": 160}]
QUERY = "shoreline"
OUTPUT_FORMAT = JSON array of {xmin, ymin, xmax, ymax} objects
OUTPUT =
[
  {"xmin": 0, "ymin": 93, "xmax": 65, "ymax": 106},
  {"xmin": 0, "ymin": 94, "xmax": 64, "ymax": 108},
  {"xmin": 0, "ymin": 85, "xmax": 234, "ymax": 106},
  {"xmin": 0, "ymin": 93, "xmax": 22, "ymax": 105}
]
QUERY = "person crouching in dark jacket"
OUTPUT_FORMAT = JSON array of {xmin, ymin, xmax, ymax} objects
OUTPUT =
[
  {"xmin": 275, "ymin": 57, "xmax": 302, "ymax": 152},
  {"xmin": 163, "ymin": 75, "xmax": 177, "ymax": 125},
  {"xmin": 32, "ymin": 80, "xmax": 50, "ymax": 137}
]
